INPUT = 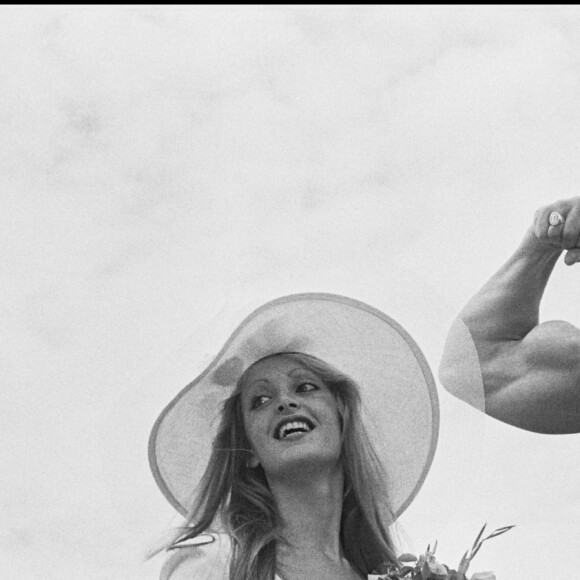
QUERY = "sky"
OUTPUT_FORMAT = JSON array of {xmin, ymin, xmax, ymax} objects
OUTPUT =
[{"xmin": 1, "ymin": 5, "xmax": 579, "ymax": 579}]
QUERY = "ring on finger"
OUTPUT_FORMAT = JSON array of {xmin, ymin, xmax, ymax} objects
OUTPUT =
[{"xmin": 549, "ymin": 211, "xmax": 565, "ymax": 226}]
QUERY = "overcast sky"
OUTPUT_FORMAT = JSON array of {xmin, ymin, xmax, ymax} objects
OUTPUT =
[{"xmin": 1, "ymin": 5, "xmax": 579, "ymax": 579}]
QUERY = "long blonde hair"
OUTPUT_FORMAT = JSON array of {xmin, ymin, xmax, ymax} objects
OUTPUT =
[{"xmin": 167, "ymin": 352, "xmax": 398, "ymax": 579}]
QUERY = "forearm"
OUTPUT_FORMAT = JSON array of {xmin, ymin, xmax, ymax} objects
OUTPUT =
[{"xmin": 459, "ymin": 227, "xmax": 562, "ymax": 342}]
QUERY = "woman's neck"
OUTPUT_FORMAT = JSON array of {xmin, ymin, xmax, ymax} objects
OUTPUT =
[{"xmin": 268, "ymin": 464, "xmax": 345, "ymax": 560}]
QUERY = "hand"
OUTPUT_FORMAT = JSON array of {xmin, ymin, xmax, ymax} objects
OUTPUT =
[{"xmin": 533, "ymin": 197, "xmax": 580, "ymax": 265}]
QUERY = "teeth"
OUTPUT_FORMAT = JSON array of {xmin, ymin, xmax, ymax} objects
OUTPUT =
[{"xmin": 278, "ymin": 420, "xmax": 312, "ymax": 439}]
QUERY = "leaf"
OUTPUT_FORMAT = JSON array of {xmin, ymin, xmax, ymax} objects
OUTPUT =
[
  {"xmin": 457, "ymin": 551, "xmax": 470, "ymax": 574},
  {"xmin": 469, "ymin": 542, "xmax": 483, "ymax": 560},
  {"xmin": 483, "ymin": 526, "xmax": 515, "ymax": 541},
  {"xmin": 459, "ymin": 523, "xmax": 514, "ymax": 573},
  {"xmin": 470, "ymin": 523, "xmax": 487, "ymax": 554},
  {"xmin": 473, "ymin": 524, "xmax": 515, "ymax": 561},
  {"xmin": 421, "ymin": 561, "xmax": 431, "ymax": 580}
]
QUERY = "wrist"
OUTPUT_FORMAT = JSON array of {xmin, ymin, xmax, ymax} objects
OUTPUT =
[{"xmin": 518, "ymin": 226, "xmax": 563, "ymax": 260}]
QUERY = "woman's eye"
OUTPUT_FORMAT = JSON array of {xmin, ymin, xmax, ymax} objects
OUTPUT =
[
  {"xmin": 297, "ymin": 382, "xmax": 318, "ymax": 392},
  {"xmin": 251, "ymin": 395, "xmax": 270, "ymax": 409}
]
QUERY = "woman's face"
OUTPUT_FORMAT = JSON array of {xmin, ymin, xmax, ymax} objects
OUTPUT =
[{"xmin": 240, "ymin": 354, "xmax": 343, "ymax": 479}]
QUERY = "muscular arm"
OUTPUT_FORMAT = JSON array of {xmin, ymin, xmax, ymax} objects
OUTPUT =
[{"xmin": 440, "ymin": 208, "xmax": 580, "ymax": 434}]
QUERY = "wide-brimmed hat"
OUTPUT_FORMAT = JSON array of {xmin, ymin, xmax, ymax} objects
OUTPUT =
[{"xmin": 149, "ymin": 292, "xmax": 439, "ymax": 520}]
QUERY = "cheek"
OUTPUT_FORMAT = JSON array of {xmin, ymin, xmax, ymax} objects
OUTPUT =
[
  {"xmin": 241, "ymin": 409, "xmax": 255, "ymax": 447},
  {"xmin": 333, "ymin": 399, "xmax": 345, "ymax": 432},
  {"xmin": 242, "ymin": 413, "xmax": 267, "ymax": 453},
  {"xmin": 329, "ymin": 403, "xmax": 345, "ymax": 439},
  {"xmin": 242, "ymin": 414, "xmax": 254, "ymax": 444},
  {"xmin": 323, "ymin": 394, "xmax": 341, "ymax": 423},
  {"xmin": 315, "ymin": 396, "xmax": 342, "ymax": 436}
]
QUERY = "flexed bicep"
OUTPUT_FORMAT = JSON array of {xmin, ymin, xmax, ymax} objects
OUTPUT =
[
  {"xmin": 440, "ymin": 197, "xmax": 580, "ymax": 434},
  {"xmin": 482, "ymin": 321, "xmax": 580, "ymax": 434}
]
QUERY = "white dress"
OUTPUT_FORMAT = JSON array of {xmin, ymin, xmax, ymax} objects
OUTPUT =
[{"xmin": 160, "ymin": 533, "xmax": 284, "ymax": 580}]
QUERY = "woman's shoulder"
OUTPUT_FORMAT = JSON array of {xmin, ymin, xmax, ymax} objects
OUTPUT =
[{"xmin": 159, "ymin": 533, "xmax": 232, "ymax": 580}]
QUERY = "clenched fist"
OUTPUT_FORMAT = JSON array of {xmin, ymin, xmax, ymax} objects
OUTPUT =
[{"xmin": 533, "ymin": 196, "xmax": 580, "ymax": 265}]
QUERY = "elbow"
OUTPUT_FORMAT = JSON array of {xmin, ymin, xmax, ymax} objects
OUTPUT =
[{"xmin": 439, "ymin": 317, "xmax": 486, "ymax": 412}]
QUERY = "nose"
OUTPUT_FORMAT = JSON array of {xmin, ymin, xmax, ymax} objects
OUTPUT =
[{"xmin": 277, "ymin": 394, "xmax": 299, "ymax": 413}]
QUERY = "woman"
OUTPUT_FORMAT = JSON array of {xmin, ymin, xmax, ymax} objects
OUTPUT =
[{"xmin": 149, "ymin": 293, "xmax": 439, "ymax": 579}]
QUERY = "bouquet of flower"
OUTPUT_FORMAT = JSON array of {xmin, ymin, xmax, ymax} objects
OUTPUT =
[{"xmin": 368, "ymin": 524, "xmax": 514, "ymax": 580}]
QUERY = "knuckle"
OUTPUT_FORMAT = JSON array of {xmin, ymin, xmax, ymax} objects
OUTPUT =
[{"xmin": 534, "ymin": 205, "xmax": 548, "ymax": 220}]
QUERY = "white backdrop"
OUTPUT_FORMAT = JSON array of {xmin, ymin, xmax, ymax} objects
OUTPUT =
[{"xmin": 1, "ymin": 5, "xmax": 579, "ymax": 579}]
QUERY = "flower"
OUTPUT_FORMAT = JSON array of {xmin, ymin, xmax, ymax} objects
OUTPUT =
[{"xmin": 368, "ymin": 524, "xmax": 512, "ymax": 580}]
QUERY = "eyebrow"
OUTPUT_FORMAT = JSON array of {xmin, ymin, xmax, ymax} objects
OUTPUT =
[{"xmin": 245, "ymin": 379, "xmax": 272, "ymax": 392}]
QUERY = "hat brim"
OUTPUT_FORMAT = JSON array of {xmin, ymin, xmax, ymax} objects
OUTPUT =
[{"xmin": 149, "ymin": 292, "xmax": 439, "ymax": 520}]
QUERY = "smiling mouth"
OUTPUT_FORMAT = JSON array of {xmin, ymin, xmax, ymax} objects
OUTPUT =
[{"xmin": 274, "ymin": 418, "xmax": 315, "ymax": 440}]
